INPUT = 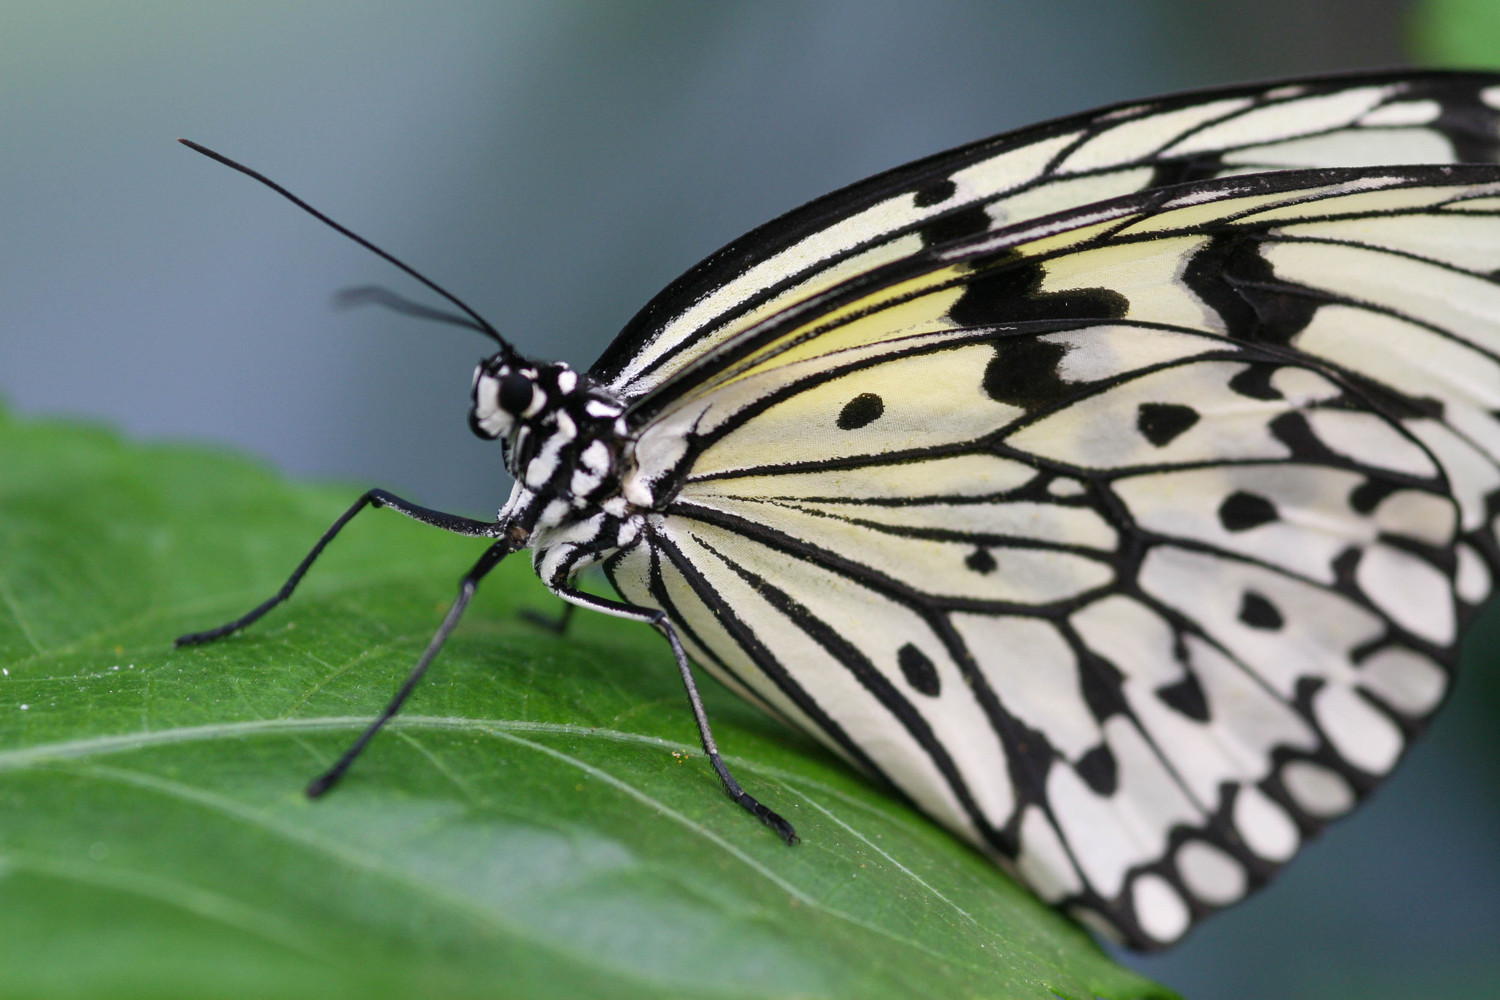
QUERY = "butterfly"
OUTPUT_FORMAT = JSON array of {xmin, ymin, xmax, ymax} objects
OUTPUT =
[{"xmin": 178, "ymin": 69, "xmax": 1500, "ymax": 950}]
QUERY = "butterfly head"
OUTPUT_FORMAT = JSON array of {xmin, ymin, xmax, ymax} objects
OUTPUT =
[
  {"xmin": 470, "ymin": 354, "xmax": 630, "ymax": 498},
  {"xmin": 470, "ymin": 354, "xmax": 549, "ymax": 442}
]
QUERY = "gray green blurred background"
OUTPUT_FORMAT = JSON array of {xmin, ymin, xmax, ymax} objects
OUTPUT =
[{"xmin": 3, "ymin": 2, "xmax": 1498, "ymax": 997}]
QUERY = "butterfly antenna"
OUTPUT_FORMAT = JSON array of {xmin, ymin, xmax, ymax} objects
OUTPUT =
[
  {"xmin": 178, "ymin": 139, "xmax": 515, "ymax": 359},
  {"xmin": 334, "ymin": 284, "xmax": 490, "ymax": 334}
]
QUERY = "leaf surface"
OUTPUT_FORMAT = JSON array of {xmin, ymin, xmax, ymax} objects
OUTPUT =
[{"xmin": 0, "ymin": 407, "xmax": 1171, "ymax": 1000}]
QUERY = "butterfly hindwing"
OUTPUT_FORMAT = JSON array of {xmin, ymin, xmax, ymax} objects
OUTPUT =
[{"xmin": 599, "ymin": 160, "xmax": 1500, "ymax": 947}]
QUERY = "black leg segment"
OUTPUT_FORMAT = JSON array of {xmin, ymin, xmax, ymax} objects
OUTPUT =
[
  {"xmin": 306, "ymin": 537, "xmax": 515, "ymax": 797},
  {"xmin": 175, "ymin": 488, "xmax": 497, "ymax": 646},
  {"xmin": 552, "ymin": 583, "xmax": 799, "ymax": 845}
]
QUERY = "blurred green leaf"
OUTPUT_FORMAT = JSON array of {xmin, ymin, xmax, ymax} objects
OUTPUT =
[
  {"xmin": 0, "ymin": 406, "xmax": 1171, "ymax": 1000},
  {"xmin": 1412, "ymin": 0, "xmax": 1500, "ymax": 66}
]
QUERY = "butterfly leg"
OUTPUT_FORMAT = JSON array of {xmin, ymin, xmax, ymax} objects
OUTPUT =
[
  {"xmin": 175, "ymin": 488, "xmax": 498, "ymax": 646},
  {"xmin": 305, "ymin": 537, "xmax": 515, "ymax": 797},
  {"xmin": 550, "ymin": 583, "xmax": 799, "ymax": 845}
]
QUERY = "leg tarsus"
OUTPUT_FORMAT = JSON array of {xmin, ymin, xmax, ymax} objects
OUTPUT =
[
  {"xmin": 550, "ymin": 584, "xmax": 799, "ymax": 845},
  {"xmin": 709, "ymin": 751, "xmax": 799, "ymax": 844}
]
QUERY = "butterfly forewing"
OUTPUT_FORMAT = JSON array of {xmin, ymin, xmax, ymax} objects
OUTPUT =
[
  {"xmin": 596, "ymin": 71, "xmax": 1500, "ymax": 412},
  {"xmin": 600, "ymin": 140, "xmax": 1500, "ymax": 945}
]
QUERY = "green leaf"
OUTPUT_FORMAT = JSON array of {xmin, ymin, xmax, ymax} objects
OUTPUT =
[
  {"xmin": 1411, "ymin": 0, "xmax": 1500, "ymax": 65},
  {"xmin": 0, "ymin": 405, "xmax": 1171, "ymax": 1000}
]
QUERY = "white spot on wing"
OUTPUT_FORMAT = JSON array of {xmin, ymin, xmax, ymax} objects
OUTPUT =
[
  {"xmin": 1016, "ymin": 806, "xmax": 1083, "ymax": 902},
  {"xmin": 1281, "ymin": 760, "xmax": 1355, "ymax": 818},
  {"xmin": 1358, "ymin": 99, "xmax": 1442, "ymax": 126},
  {"xmin": 1269, "ymin": 365, "xmax": 1341, "ymax": 401},
  {"xmin": 585, "ymin": 399, "xmax": 622, "ymax": 419},
  {"xmin": 1312, "ymin": 683, "xmax": 1404, "ymax": 775},
  {"xmin": 1234, "ymin": 785, "xmax": 1299, "ymax": 861},
  {"xmin": 1373, "ymin": 490, "xmax": 1456, "ymax": 548},
  {"xmin": 1175, "ymin": 840, "xmax": 1247, "ymax": 906},
  {"xmin": 1456, "ymin": 543, "xmax": 1492, "ymax": 604},
  {"xmin": 1355, "ymin": 543, "xmax": 1454, "ymax": 646},
  {"xmin": 1357, "ymin": 647, "xmax": 1448, "ymax": 715},
  {"xmin": 1132, "ymin": 874, "xmax": 1191, "ymax": 943}
]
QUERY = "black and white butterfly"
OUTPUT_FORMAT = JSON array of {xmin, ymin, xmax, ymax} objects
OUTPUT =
[{"xmin": 179, "ymin": 70, "xmax": 1500, "ymax": 949}]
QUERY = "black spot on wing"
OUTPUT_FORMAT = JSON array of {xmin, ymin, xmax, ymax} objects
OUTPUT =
[
  {"xmin": 837, "ymin": 392, "xmax": 885, "ymax": 429},
  {"xmin": 1079, "ymin": 649, "xmax": 1130, "ymax": 724},
  {"xmin": 913, "ymin": 178, "xmax": 957, "ymax": 208},
  {"xmin": 1182, "ymin": 233, "xmax": 1320, "ymax": 348},
  {"xmin": 1156, "ymin": 671, "xmax": 1210, "ymax": 721},
  {"xmin": 1219, "ymin": 491, "xmax": 1279, "ymax": 532},
  {"xmin": 1076, "ymin": 743, "xmax": 1119, "ymax": 795},
  {"xmin": 949, "ymin": 259, "xmax": 1129, "ymax": 329},
  {"xmin": 1238, "ymin": 590, "xmax": 1284, "ymax": 630},
  {"xmin": 965, "ymin": 547, "xmax": 998, "ymax": 574},
  {"xmin": 898, "ymin": 643, "xmax": 941, "ymax": 697},
  {"xmin": 1137, "ymin": 402, "xmax": 1201, "ymax": 447},
  {"xmin": 1269, "ymin": 410, "xmax": 1340, "ymax": 463},
  {"xmin": 1149, "ymin": 153, "xmax": 1231, "ymax": 188},
  {"xmin": 982, "ymin": 336, "xmax": 1069, "ymax": 410},
  {"xmin": 919, "ymin": 205, "xmax": 992, "ymax": 248},
  {"xmin": 1227, "ymin": 364, "xmax": 1284, "ymax": 401},
  {"xmin": 1342, "ymin": 371, "xmax": 1445, "ymax": 420}
]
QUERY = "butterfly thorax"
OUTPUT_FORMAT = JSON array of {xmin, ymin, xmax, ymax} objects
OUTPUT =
[{"xmin": 470, "ymin": 354, "xmax": 646, "ymax": 584}]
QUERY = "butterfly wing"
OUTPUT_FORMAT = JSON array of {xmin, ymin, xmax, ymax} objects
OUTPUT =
[
  {"xmin": 598, "ymin": 162, "xmax": 1500, "ymax": 948},
  {"xmin": 593, "ymin": 71, "xmax": 1500, "ymax": 412}
]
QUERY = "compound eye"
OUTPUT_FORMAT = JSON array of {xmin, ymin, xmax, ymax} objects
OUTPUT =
[{"xmin": 499, "ymin": 372, "xmax": 534, "ymax": 415}]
